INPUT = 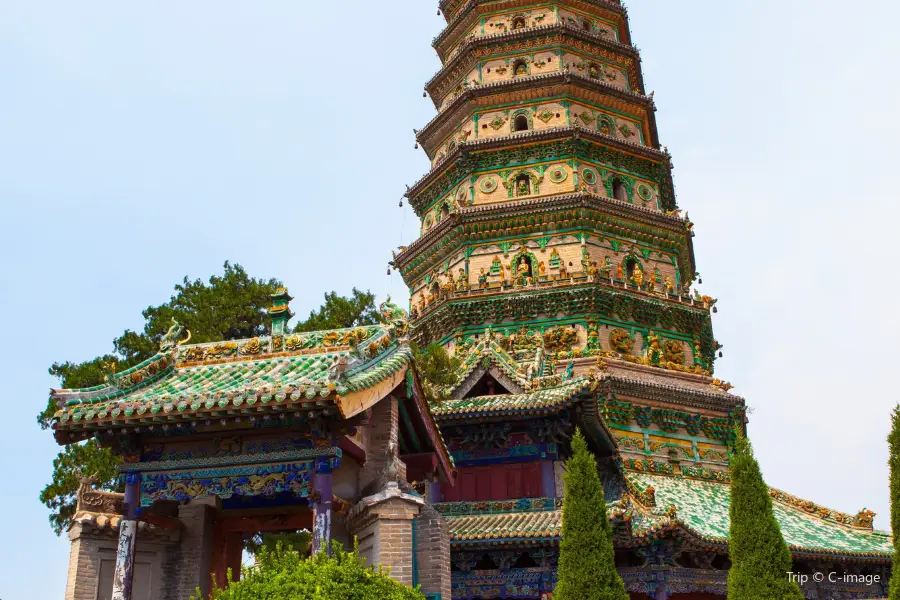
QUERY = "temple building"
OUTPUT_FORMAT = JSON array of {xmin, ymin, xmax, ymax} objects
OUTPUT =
[{"xmin": 49, "ymin": 1, "xmax": 892, "ymax": 600}]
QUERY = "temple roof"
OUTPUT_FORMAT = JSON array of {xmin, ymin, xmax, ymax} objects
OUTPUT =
[
  {"xmin": 52, "ymin": 324, "xmax": 409, "ymax": 433},
  {"xmin": 434, "ymin": 358, "xmax": 741, "ymax": 421},
  {"xmin": 627, "ymin": 473, "xmax": 892, "ymax": 560},
  {"xmin": 437, "ymin": 497, "xmax": 564, "ymax": 543},
  {"xmin": 434, "ymin": 377, "xmax": 596, "ymax": 420},
  {"xmin": 437, "ymin": 476, "xmax": 892, "ymax": 560}
]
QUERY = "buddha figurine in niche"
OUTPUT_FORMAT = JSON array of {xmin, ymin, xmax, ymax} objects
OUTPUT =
[
  {"xmin": 516, "ymin": 256, "xmax": 533, "ymax": 284},
  {"xmin": 515, "ymin": 62, "xmax": 528, "ymax": 76},
  {"xmin": 516, "ymin": 175, "xmax": 531, "ymax": 196},
  {"xmin": 630, "ymin": 264, "xmax": 644, "ymax": 288}
]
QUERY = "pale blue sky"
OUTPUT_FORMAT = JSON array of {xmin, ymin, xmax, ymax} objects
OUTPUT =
[{"xmin": 1, "ymin": 1, "xmax": 899, "ymax": 597}]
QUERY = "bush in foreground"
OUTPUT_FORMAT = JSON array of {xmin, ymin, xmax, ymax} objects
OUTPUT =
[{"xmin": 196, "ymin": 541, "xmax": 425, "ymax": 600}]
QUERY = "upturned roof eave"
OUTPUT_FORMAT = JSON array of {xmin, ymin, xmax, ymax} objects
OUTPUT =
[
  {"xmin": 393, "ymin": 191, "xmax": 689, "ymax": 272},
  {"xmin": 432, "ymin": 371, "xmax": 740, "ymax": 423}
]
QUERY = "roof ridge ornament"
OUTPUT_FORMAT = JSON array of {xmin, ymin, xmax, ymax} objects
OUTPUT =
[{"xmin": 159, "ymin": 318, "xmax": 191, "ymax": 352}]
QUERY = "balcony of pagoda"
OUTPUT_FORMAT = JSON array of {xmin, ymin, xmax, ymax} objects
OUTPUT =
[
  {"xmin": 394, "ymin": 198, "xmax": 692, "ymax": 288},
  {"xmin": 409, "ymin": 272, "xmax": 714, "ymax": 324},
  {"xmin": 434, "ymin": 0, "xmax": 631, "ymax": 63}
]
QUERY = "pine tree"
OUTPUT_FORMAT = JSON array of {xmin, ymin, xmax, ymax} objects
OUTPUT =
[
  {"xmin": 887, "ymin": 405, "xmax": 900, "ymax": 600},
  {"xmin": 554, "ymin": 428, "xmax": 627, "ymax": 600},
  {"xmin": 727, "ymin": 428, "xmax": 804, "ymax": 600}
]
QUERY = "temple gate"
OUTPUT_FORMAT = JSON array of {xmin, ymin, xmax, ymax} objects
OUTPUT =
[{"xmin": 53, "ymin": 295, "xmax": 455, "ymax": 600}]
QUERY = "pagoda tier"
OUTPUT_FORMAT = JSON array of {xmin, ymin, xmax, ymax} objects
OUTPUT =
[
  {"xmin": 417, "ymin": 73, "xmax": 659, "ymax": 162},
  {"xmin": 434, "ymin": 0, "xmax": 631, "ymax": 62},
  {"xmin": 427, "ymin": 23, "xmax": 644, "ymax": 112}
]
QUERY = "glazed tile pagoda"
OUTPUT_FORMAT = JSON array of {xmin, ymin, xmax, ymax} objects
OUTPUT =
[
  {"xmin": 49, "ymin": 2, "xmax": 892, "ymax": 600},
  {"xmin": 391, "ymin": 0, "xmax": 893, "ymax": 598}
]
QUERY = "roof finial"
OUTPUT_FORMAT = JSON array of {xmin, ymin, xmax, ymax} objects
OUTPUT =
[{"xmin": 269, "ymin": 287, "xmax": 294, "ymax": 338}]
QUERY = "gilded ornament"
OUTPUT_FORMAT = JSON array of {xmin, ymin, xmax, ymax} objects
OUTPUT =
[
  {"xmin": 542, "ymin": 326, "xmax": 579, "ymax": 353},
  {"xmin": 663, "ymin": 340, "xmax": 685, "ymax": 365},
  {"xmin": 488, "ymin": 116, "xmax": 507, "ymax": 130},
  {"xmin": 581, "ymin": 168, "xmax": 597, "ymax": 185},
  {"xmin": 239, "ymin": 338, "xmax": 262, "ymax": 355},
  {"xmin": 630, "ymin": 263, "xmax": 644, "ymax": 287},
  {"xmin": 644, "ymin": 331, "xmax": 663, "ymax": 365},
  {"xmin": 711, "ymin": 379, "xmax": 734, "ymax": 393},
  {"xmin": 535, "ymin": 110, "xmax": 554, "ymax": 123},
  {"xmin": 185, "ymin": 347, "xmax": 207, "ymax": 362},
  {"xmin": 609, "ymin": 329, "xmax": 633, "ymax": 354}
]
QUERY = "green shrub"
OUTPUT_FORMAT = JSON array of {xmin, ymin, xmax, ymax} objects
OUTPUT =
[
  {"xmin": 727, "ymin": 429, "xmax": 803, "ymax": 600},
  {"xmin": 196, "ymin": 541, "xmax": 425, "ymax": 600},
  {"xmin": 553, "ymin": 428, "xmax": 627, "ymax": 600}
]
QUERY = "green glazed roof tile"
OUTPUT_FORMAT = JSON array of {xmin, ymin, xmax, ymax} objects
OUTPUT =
[
  {"xmin": 433, "ymin": 378, "xmax": 593, "ymax": 417},
  {"xmin": 52, "ymin": 325, "xmax": 412, "ymax": 430},
  {"xmin": 628, "ymin": 473, "xmax": 892, "ymax": 557}
]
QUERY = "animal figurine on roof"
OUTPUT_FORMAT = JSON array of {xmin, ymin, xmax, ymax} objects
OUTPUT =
[{"xmin": 159, "ymin": 318, "xmax": 191, "ymax": 352}]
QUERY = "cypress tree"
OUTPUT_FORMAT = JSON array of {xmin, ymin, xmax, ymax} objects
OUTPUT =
[
  {"xmin": 887, "ymin": 405, "xmax": 900, "ymax": 600},
  {"xmin": 727, "ymin": 428, "xmax": 804, "ymax": 600},
  {"xmin": 554, "ymin": 428, "xmax": 627, "ymax": 600}
]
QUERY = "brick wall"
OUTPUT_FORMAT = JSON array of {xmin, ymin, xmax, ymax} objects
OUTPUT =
[
  {"xmin": 349, "ymin": 487, "xmax": 424, "ymax": 588},
  {"xmin": 65, "ymin": 522, "xmax": 175, "ymax": 600},
  {"xmin": 65, "ymin": 523, "xmax": 108, "ymax": 600},
  {"xmin": 359, "ymin": 396, "xmax": 407, "ymax": 494},
  {"xmin": 164, "ymin": 503, "xmax": 214, "ymax": 600},
  {"xmin": 414, "ymin": 503, "xmax": 452, "ymax": 599}
]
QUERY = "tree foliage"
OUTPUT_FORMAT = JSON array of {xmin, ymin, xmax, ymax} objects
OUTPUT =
[
  {"xmin": 245, "ymin": 530, "xmax": 311, "ymax": 559},
  {"xmin": 293, "ymin": 289, "xmax": 379, "ymax": 332},
  {"xmin": 888, "ymin": 405, "xmax": 900, "ymax": 600},
  {"xmin": 411, "ymin": 342, "xmax": 461, "ymax": 404},
  {"xmin": 38, "ymin": 262, "xmax": 281, "ymax": 428},
  {"xmin": 38, "ymin": 439, "xmax": 123, "ymax": 535},
  {"xmin": 554, "ymin": 428, "xmax": 627, "ymax": 600},
  {"xmin": 39, "ymin": 262, "xmax": 282, "ymax": 533},
  {"xmin": 727, "ymin": 428, "xmax": 804, "ymax": 600},
  {"xmin": 198, "ymin": 542, "xmax": 424, "ymax": 600}
]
